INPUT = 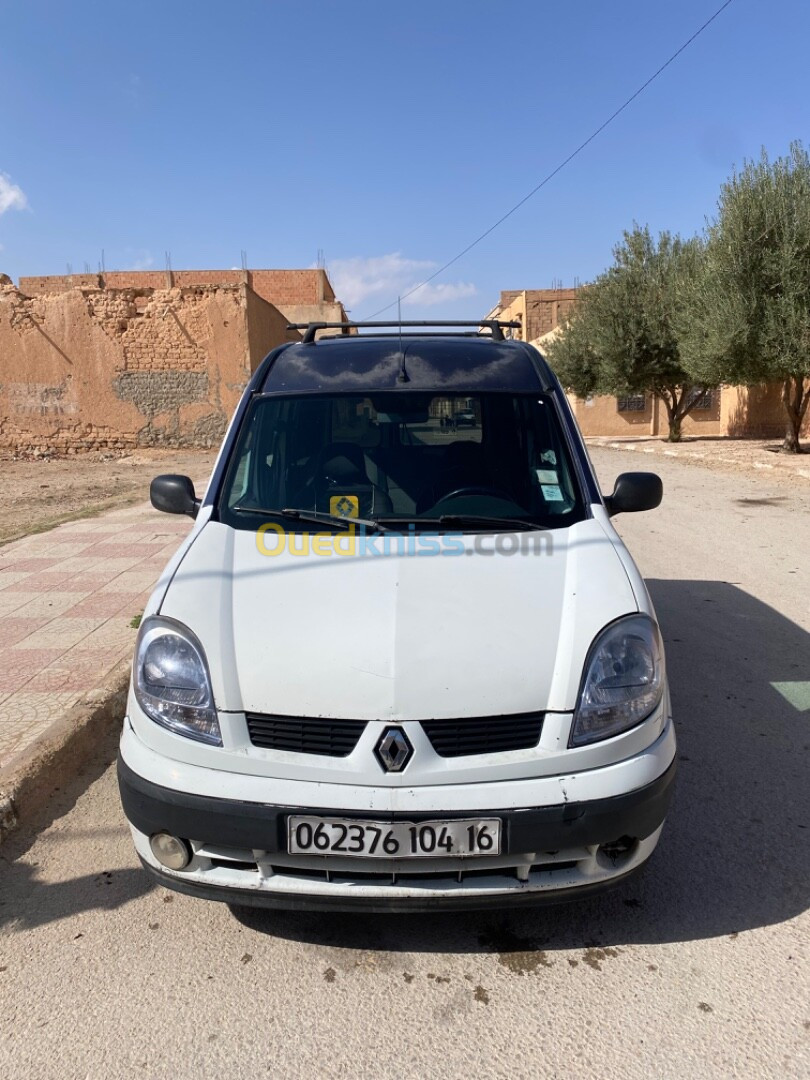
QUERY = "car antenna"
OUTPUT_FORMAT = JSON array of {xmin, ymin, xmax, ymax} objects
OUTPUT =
[{"xmin": 397, "ymin": 296, "xmax": 409, "ymax": 382}]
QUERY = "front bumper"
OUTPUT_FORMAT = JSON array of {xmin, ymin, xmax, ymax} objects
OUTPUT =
[{"xmin": 118, "ymin": 728, "xmax": 676, "ymax": 911}]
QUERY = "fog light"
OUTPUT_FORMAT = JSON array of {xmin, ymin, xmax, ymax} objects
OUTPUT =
[
  {"xmin": 598, "ymin": 836, "xmax": 637, "ymax": 864},
  {"xmin": 150, "ymin": 832, "xmax": 192, "ymax": 871}
]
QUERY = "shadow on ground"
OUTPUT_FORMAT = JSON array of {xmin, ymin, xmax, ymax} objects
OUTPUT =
[
  {"xmin": 231, "ymin": 580, "xmax": 810, "ymax": 954},
  {"xmin": 2, "ymin": 581, "xmax": 807, "ymax": 959},
  {"xmin": 0, "ymin": 720, "xmax": 155, "ymax": 930}
]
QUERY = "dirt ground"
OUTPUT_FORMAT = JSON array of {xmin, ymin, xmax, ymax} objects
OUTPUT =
[
  {"xmin": 0, "ymin": 449, "xmax": 217, "ymax": 546},
  {"xmin": 585, "ymin": 435, "xmax": 810, "ymax": 485}
]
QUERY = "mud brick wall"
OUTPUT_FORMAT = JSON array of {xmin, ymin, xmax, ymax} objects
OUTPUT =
[
  {"xmin": 19, "ymin": 269, "xmax": 337, "ymax": 309},
  {"xmin": 0, "ymin": 281, "xmax": 294, "ymax": 453}
]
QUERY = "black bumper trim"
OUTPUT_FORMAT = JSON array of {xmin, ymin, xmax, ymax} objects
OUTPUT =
[
  {"xmin": 118, "ymin": 753, "xmax": 676, "ymax": 856},
  {"xmin": 139, "ymin": 855, "xmax": 648, "ymax": 912}
]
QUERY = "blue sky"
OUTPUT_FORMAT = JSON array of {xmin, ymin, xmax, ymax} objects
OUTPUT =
[{"xmin": 1, "ymin": 0, "xmax": 808, "ymax": 321}]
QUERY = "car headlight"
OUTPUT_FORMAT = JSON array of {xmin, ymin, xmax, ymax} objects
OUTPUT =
[
  {"xmin": 133, "ymin": 617, "xmax": 221, "ymax": 745},
  {"xmin": 570, "ymin": 614, "xmax": 664, "ymax": 747}
]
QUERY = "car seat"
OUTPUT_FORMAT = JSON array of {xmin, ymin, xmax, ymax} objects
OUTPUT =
[{"xmin": 316, "ymin": 442, "xmax": 393, "ymax": 518}]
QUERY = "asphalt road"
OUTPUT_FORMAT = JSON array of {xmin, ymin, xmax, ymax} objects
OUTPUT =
[{"xmin": 1, "ymin": 448, "xmax": 808, "ymax": 1080}]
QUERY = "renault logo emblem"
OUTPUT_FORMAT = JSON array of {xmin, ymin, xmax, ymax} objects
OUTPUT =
[{"xmin": 374, "ymin": 726, "xmax": 413, "ymax": 773}]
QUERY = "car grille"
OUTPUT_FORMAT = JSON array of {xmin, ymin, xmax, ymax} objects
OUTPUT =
[
  {"xmin": 420, "ymin": 713, "xmax": 544, "ymax": 757},
  {"xmin": 195, "ymin": 844, "xmax": 585, "ymax": 887},
  {"xmin": 246, "ymin": 712, "xmax": 544, "ymax": 758},
  {"xmin": 246, "ymin": 714, "xmax": 366, "ymax": 756}
]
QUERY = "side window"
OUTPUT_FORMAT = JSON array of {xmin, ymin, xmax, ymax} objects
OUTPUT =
[
  {"xmin": 527, "ymin": 399, "xmax": 576, "ymax": 513},
  {"xmin": 227, "ymin": 427, "xmax": 254, "ymax": 507}
]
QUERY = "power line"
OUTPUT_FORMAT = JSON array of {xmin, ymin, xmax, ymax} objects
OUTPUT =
[{"xmin": 362, "ymin": 0, "xmax": 735, "ymax": 320}]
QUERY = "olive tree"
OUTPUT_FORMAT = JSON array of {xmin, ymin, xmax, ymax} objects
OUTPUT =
[
  {"xmin": 679, "ymin": 143, "xmax": 810, "ymax": 452},
  {"xmin": 545, "ymin": 226, "xmax": 713, "ymax": 441}
]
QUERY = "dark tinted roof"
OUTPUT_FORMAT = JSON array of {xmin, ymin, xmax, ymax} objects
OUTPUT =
[{"xmin": 260, "ymin": 336, "xmax": 550, "ymax": 393}]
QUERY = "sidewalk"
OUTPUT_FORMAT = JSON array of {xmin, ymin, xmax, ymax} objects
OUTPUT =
[
  {"xmin": 586, "ymin": 435, "xmax": 810, "ymax": 482},
  {"xmin": 0, "ymin": 500, "xmax": 194, "ymax": 772}
]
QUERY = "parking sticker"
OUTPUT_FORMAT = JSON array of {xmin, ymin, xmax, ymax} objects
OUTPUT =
[{"xmin": 330, "ymin": 494, "xmax": 360, "ymax": 518}]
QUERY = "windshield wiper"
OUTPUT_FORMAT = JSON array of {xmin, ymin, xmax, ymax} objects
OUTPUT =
[
  {"xmin": 231, "ymin": 506, "xmax": 388, "ymax": 532},
  {"xmin": 437, "ymin": 514, "xmax": 547, "ymax": 531},
  {"xmin": 378, "ymin": 515, "xmax": 546, "ymax": 532}
]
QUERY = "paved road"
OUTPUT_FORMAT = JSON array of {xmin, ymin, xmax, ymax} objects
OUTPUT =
[{"xmin": 1, "ymin": 448, "xmax": 808, "ymax": 1080}]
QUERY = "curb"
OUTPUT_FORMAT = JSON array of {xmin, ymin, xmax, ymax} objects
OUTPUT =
[
  {"xmin": 589, "ymin": 439, "xmax": 810, "ymax": 481},
  {"xmin": 0, "ymin": 658, "xmax": 130, "ymax": 846}
]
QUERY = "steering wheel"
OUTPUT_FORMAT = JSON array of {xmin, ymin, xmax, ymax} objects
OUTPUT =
[{"xmin": 436, "ymin": 485, "xmax": 515, "ymax": 504}]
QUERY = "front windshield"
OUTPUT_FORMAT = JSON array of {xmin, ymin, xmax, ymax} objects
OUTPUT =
[{"xmin": 218, "ymin": 391, "xmax": 586, "ymax": 530}]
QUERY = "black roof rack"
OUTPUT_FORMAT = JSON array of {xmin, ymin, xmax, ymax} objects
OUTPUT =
[{"xmin": 286, "ymin": 319, "xmax": 522, "ymax": 345}]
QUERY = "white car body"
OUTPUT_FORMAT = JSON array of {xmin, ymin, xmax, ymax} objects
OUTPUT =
[{"xmin": 119, "ymin": 324, "xmax": 675, "ymax": 911}]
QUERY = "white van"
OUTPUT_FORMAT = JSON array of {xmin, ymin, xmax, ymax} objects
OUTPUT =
[{"xmin": 118, "ymin": 320, "xmax": 675, "ymax": 911}]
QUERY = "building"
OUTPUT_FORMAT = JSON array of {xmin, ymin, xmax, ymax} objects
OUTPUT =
[
  {"xmin": 0, "ymin": 268, "xmax": 348, "ymax": 454},
  {"xmin": 484, "ymin": 288, "xmax": 580, "ymax": 344}
]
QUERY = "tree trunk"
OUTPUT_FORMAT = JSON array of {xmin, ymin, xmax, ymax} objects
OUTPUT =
[
  {"xmin": 665, "ymin": 385, "xmax": 715, "ymax": 442},
  {"xmin": 781, "ymin": 375, "xmax": 810, "ymax": 453},
  {"xmin": 660, "ymin": 389, "xmax": 683, "ymax": 442}
]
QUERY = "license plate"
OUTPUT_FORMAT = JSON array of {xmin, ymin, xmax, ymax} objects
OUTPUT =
[{"xmin": 287, "ymin": 816, "xmax": 501, "ymax": 858}]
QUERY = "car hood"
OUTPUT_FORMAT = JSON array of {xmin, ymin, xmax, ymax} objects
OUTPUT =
[{"xmin": 159, "ymin": 519, "xmax": 638, "ymax": 718}]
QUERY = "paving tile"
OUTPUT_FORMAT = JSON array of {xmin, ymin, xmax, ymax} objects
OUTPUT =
[
  {"xmin": 5, "ymin": 646, "xmax": 67, "ymax": 667},
  {"xmin": 96, "ymin": 570, "xmax": 164, "ymax": 594},
  {"xmin": 138, "ymin": 553, "xmax": 178, "ymax": 571},
  {"xmin": 122, "ymin": 527, "xmax": 184, "ymax": 538},
  {"xmin": 0, "ymin": 572, "xmax": 37, "ymax": 590},
  {"xmin": 64, "ymin": 572, "xmax": 128, "ymax": 592},
  {"xmin": 54, "ymin": 525, "xmax": 131, "ymax": 538},
  {"xmin": 57, "ymin": 555, "xmax": 142, "ymax": 574},
  {"xmin": 83, "ymin": 542, "xmax": 169, "ymax": 558},
  {"xmin": 80, "ymin": 620, "xmax": 140, "ymax": 651},
  {"xmin": 0, "ymin": 691, "xmax": 82, "ymax": 768},
  {"xmin": 65, "ymin": 592, "xmax": 144, "ymax": 618},
  {"xmin": 0, "ymin": 558, "xmax": 62, "ymax": 573},
  {"xmin": 26, "ymin": 646, "xmax": 129, "ymax": 692},
  {"xmin": 20, "ymin": 616, "xmax": 109, "ymax": 651},
  {"xmin": 0, "ymin": 591, "xmax": 32, "ymax": 617},
  {"xmin": 10, "ymin": 541, "xmax": 94, "ymax": 559},
  {"xmin": 0, "ymin": 648, "xmax": 63, "ymax": 693},
  {"xmin": 0, "ymin": 617, "xmax": 51, "ymax": 649},
  {"xmin": 11, "ymin": 592, "xmax": 92, "ymax": 619},
  {"xmin": 1, "ymin": 574, "xmax": 82, "ymax": 594},
  {"xmin": 0, "ymin": 497, "xmax": 193, "ymax": 770}
]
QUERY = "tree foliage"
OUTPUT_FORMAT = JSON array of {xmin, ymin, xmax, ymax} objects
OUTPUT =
[
  {"xmin": 678, "ymin": 143, "xmax": 810, "ymax": 451},
  {"xmin": 545, "ymin": 226, "xmax": 711, "ymax": 441}
]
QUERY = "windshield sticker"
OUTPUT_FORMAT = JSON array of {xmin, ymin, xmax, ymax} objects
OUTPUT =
[
  {"xmin": 541, "ymin": 484, "xmax": 565, "ymax": 502},
  {"xmin": 329, "ymin": 494, "xmax": 360, "ymax": 518},
  {"xmin": 535, "ymin": 469, "xmax": 558, "ymax": 484}
]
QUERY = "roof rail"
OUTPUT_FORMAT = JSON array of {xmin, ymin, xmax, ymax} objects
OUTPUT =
[{"xmin": 286, "ymin": 319, "xmax": 522, "ymax": 345}]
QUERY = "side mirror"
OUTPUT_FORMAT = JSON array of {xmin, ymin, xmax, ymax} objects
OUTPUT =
[
  {"xmin": 150, "ymin": 474, "xmax": 200, "ymax": 518},
  {"xmin": 604, "ymin": 472, "xmax": 663, "ymax": 516}
]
